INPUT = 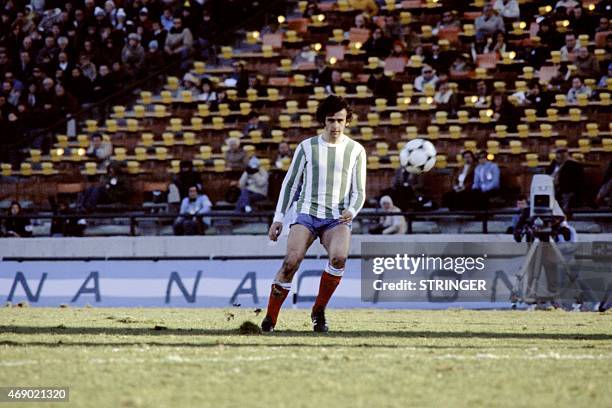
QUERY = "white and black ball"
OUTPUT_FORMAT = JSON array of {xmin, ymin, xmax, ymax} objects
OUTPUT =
[{"xmin": 399, "ymin": 138, "xmax": 437, "ymax": 174}]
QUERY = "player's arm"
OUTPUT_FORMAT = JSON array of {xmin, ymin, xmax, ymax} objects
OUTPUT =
[
  {"xmin": 269, "ymin": 144, "xmax": 306, "ymax": 240},
  {"xmin": 340, "ymin": 147, "xmax": 366, "ymax": 224}
]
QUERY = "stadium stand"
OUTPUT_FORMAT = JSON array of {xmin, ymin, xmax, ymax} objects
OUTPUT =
[{"xmin": 0, "ymin": 0, "xmax": 610, "ymax": 237}]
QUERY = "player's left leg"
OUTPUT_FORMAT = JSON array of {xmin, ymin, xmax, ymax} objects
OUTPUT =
[{"xmin": 311, "ymin": 223, "xmax": 351, "ymax": 332}]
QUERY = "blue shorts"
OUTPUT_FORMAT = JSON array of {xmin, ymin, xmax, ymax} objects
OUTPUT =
[{"xmin": 290, "ymin": 213, "xmax": 352, "ymax": 239}]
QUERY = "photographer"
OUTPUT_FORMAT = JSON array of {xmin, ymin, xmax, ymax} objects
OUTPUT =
[{"xmin": 234, "ymin": 157, "xmax": 269, "ymax": 213}]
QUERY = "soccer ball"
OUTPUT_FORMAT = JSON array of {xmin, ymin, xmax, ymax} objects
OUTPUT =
[{"xmin": 399, "ymin": 139, "xmax": 437, "ymax": 174}]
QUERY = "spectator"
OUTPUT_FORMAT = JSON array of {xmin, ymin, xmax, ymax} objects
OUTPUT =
[
  {"xmin": 121, "ymin": 33, "xmax": 146, "ymax": 77},
  {"xmin": 367, "ymin": 67, "xmax": 396, "ymax": 104},
  {"xmin": 574, "ymin": 47, "xmax": 600, "ymax": 78},
  {"xmin": 507, "ymin": 195, "xmax": 529, "ymax": 235},
  {"xmin": 474, "ymin": 80, "xmax": 490, "ymax": 108},
  {"xmin": 382, "ymin": 166, "xmax": 425, "ymax": 211},
  {"xmin": 596, "ymin": 17, "xmax": 610, "ymax": 33},
  {"xmin": 595, "ymin": 163, "xmax": 612, "ymax": 208},
  {"xmin": 170, "ymin": 160, "xmax": 203, "ymax": 202},
  {"xmin": 537, "ymin": 18, "xmax": 563, "ymax": 50},
  {"xmin": 425, "ymin": 44, "xmax": 451, "ymax": 74},
  {"xmin": 49, "ymin": 199, "xmax": 86, "ymax": 237},
  {"xmin": 275, "ymin": 142, "xmax": 292, "ymax": 169},
  {"xmin": 92, "ymin": 64, "xmax": 115, "ymax": 100},
  {"xmin": 546, "ymin": 147, "xmax": 584, "ymax": 211},
  {"xmin": 363, "ymin": 27, "xmax": 393, "ymax": 59},
  {"xmin": 173, "ymin": 185, "xmax": 212, "ymax": 235},
  {"xmin": 598, "ymin": 63, "xmax": 612, "ymax": 88},
  {"xmin": 493, "ymin": 0, "xmax": 520, "ymax": 20},
  {"xmin": 471, "ymin": 150, "xmax": 501, "ymax": 209},
  {"xmin": 449, "ymin": 54, "xmax": 473, "ymax": 78},
  {"xmin": 144, "ymin": 40, "xmax": 165, "ymax": 72},
  {"xmin": 442, "ymin": 150, "xmax": 476, "ymax": 210},
  {"xmin": 483, "ymin": 31, "xmax": 507, "ymax": 56},
  {"xmin": 164, "ymin": 17, "xmax": 193, "ymax": 61},
  {"xmin": 569, "ymin": 6, "xmax": 593, "ymax": 36},
  {"xmin": 512, "ymin": 80, "xmax": 553, "ymax": 116},
  {"xmin": 348, "ymin": 0, "xmax": 379, "ymax": 16},
  {"xmin": 560, "ymin": 32, "xmax": 578, "ymax": 62},
  {"xmin": 181, "ymin": 73, "xmax": 201, "ymax": 96},
  {"xmin": 433, "ymin": 10, "xmax": 461, "ymax": 36},
  {"xmin": 413, "ymin": 65, "xmax": 439, "ymax": 92},
  {"xmin": 369, "ymin": 196, "xmax": 407, "ymax": 234},
  {"xmin": 326, "ymin": 69, "xmax": 353, "ymax": 94},
  {"xmin": 3, "ymin": 201, "xmax": 32, "ymax": 238},
  {"xmin": 491, "ymin": 92, "xmax": 518, "ymax": 131},
  {"xmin": 225, "ymin": 137, "xmax": 248, "ymax": 170},
  {"xmin": 243, "ymin": 111, "xmax": 269, "ymax": 138},
  {"xmin": 78, "ymin": 161, "xmax": 130, "ymax": 211},
  {"xmin": 566, "ymin": 76, "xmax": 592, "ymax": 103},
  {"xmin": 86, "ymin": 134, "xmax": 113, "ymax": 163},
  {"xmin": 235, "ymin": 156, "xmax": 269, "ymax": 213},
  {"xmin": 434, "ymin": 81, "xmax": 459, "ymax": 117},
  {"xmin": 198, "ymin": 78, "xmax": 218, "ymax": 104},
  {"xmin": 475, "ymin": 5, "xmax": 505, "ymax": 42}
]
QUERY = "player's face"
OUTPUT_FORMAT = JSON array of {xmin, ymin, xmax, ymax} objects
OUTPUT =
[{"xmin": 324, "ymin": 109, "xmax": 347, "ymax": 139}]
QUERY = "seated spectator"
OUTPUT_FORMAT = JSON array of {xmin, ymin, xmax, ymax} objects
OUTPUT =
[
  {"xmin": 293, "ymin": 45, "xmax": 317, "ymax": 67},
  {"xmin": 471, "ymin": 150, "xmax": 501, "ymax": 209},
  {"xmin": 303, "ymin": 1, "xmax": 322, "ymax": 18},
  {"xmin": 144, "ymin": 40, "xmax": 165, "ymax": 72},
  {"xmin": 449, "ymin": 54, "xmax": 473, "ymax": 78},
  {"xmin": 434, "ymin": 81, "xmax": 459, "ymax": 117},
  {"xmin": 363, "ymin": 28, "xmax": 392, "ymax": 59},
  {"xmin": 598, "ymin": 63, "xmax": 612, "ymax": 88},
  {"xmin": 491, "ymin": 92, "xmax": 519, "ymax": 131},
  {"xmin": 537, "ymin": 18, "xmax": 563, "ymax": 50},
  {"xmin": 566, "ymin": 76, "xmax": 592, "ymax": 103},
  {"xmin": 425, "ymin": 44, "xmax": 451, "ymax": 74},
  {"xmin": 198, "ymin": 78, "xmax": 218, "ymax": 105},
  {"xmin": 442, "ymin": 150, "xmax": 476, "ymax": 210},
  {"xmin": 348, "ymin": 0, "xmax": 379, "ymax": 16},
  {"xmin": 367, "ymin": 67, "xmax": 396, "ymax": 104},
  {"xmin": 483, "ymin": 31, "xmax": 507, "ymax": 56},
  {"xmin": 474, "ymin": 80, "xmax": 490, "ymax": 108},
  {"xmin": 389, "ymin": 41, "xmax": 408, "ymax": 63},
  {"xmin": 353, "ymin": 13, "xmax": 372, "ymax": 30},
  {"xmin": 164, "ymin": 17, "xmax": 193, "ymax": 61},
  {"xmin": 381, "ymin": 166, "xmax": 425, "ymax": 211},
  {"xmin": 475, "ymin": 5, "xmax": 505, "ymax": 42},
  {"xmin": 595, "ymin": 163, "xmax": 612, "ymax": 208},
  {"xmin": 78, "ymin": 161, "xmax": 130, "ymax": 211},
  {"xmin": 325, "ymin": 69, "xmax": 353, "ymax": 94},
  {"xmin": 275, "ymin": 142, "xmax": 292, "ymax": 169},
  {"xmin": 493, "ymin": 0, "xmax": 520, "ymax": 20},
  {"xmin": 243, "ymin": 111, "xmax": 270, "ymax": 138},
  {"xmin": 433, "ymin": 10, "xmax": 461, "ymax": 36},
  {"xmin": 596, "ymin": 17, "xmax": 610, "ymax": 33},
  {"xmin": 512, "ymin": 80, "xmax": 553, "ymax": 116},
  {"xmin": 401, "ymin": 24, "xmax": 421, "ymax": 53},
  {"xmin": 560, "ymin": 32, "xmax": 578, "ymax": 62},
  {"xmin": 169, "ymin": 160, "xmax": 203, "ymax": 202},
  {"xmin": 3, "ymin": 201, "xmax": 32, "ymax": 238},
  {"xmin": 235, "ymin": 157, "xmax": 269, "ymax": 213},
  {"xmin": 181, "ymin": 73, "xmax": 201, "ymax": 96},
  {"xmin": 574, "ymin": 47, "xmax": 600, "ymax": 79},
  {"xmin": 225, "ymin": 137, "xmax": 248, "ymax": 170},
  {"xmin": 369, "ymin": 196, "xmax": 406, "ymax": 235},
  {"xmin": 173, "ymin": 185, "xmax": 212, "ymax": 235},
  {"xmin": 569, "ymin": 5, "xmax": 593, "ymax": 35},
  {"xmin": 86, "ymin": 134, "xmax": 113, "ymax": 164},
  {"xmin": 546, "ymin": 147, "xmax": 584, "ymax": 211},
  {"xmin": 413, "ymin": 65, "xmax": 439, "ymax": 92}
]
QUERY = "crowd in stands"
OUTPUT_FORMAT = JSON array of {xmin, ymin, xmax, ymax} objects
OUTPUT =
[{"xmin": 1, "ymin": 0, "xmax": 611, "ymax": 237}]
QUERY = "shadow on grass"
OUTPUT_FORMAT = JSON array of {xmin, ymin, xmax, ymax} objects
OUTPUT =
[{"xmin": 0, "ymin": 326, "xmax": 611, "ymax": 342}]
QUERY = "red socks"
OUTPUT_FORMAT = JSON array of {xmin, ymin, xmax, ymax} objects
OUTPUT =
[
  {"xmin": 312, "ymin": 271, "xmax": 342, "ymax": 313},
  {"xmin": 265, "ymin": 283, "xmax": 290, "ymax": 326}
]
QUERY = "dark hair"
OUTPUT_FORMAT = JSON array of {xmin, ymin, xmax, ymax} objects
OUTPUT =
[
  {"xmin": 316, "ymin": 94, "xmax": 352, "ymax": 124},
  {"xmin": 8, "ymin": 201, "xmax": 21, "ymax": 214},
  {"xmin": 461, "ymin": 150, "xmax": 476, "ymax": 161}
]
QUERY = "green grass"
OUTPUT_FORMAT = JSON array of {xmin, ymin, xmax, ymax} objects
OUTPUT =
[{"xmin": 0, "ymin": 307, "xmax": 611, "ymax": 408}]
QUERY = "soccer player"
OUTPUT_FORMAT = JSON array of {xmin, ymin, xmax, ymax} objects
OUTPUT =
[{"xmin": 261, "ymin": 95, "xmax": 367, "ymax": 333}]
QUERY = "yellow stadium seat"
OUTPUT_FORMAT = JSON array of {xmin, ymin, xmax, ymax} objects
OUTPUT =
[
  {"xmin": 198, "ymin": 104, "xmax": 210, "ymax": 117},
  {"xmin": 486, "ymin": 140, "xmax": 500, "ymax": 155},
  {"xmin": 162, "ymin": 132, "xmax": 175, "ymax": 146},
  {"xmin": 479, "ymin": 109, "xmax": 492, "ymax": 123},
  {"xmin": 356, "ymin": 85, "xmax": 368, "ymax": 98},
  {"xmin": 522, "ymin": 66, "xmax": 534, "ymax": 79},
  {"xmin": 249, "ymin": 130, "xmax": 263, "ymax": 143},
  {"xmin": 493, "ymin": 81, "xmax": 506, "ymax": 92},
  {"xmin": 571, "ymin": 152, "xmax": 584, "ymax": 161},
  {"xmin": 85, "ymin": 120, "xmax": 98, "ymax": 133},
  {"xmin": 213, "ymin": 159, "xmax": 226, "ymax": 172},
  {"xmin": 332, "ymin": 28, "xmax": 344, "ymax": 42},
  {"xmin": 180, "ymin": 90, "xmax": 193, "ymax": 103},
  {"xmin": 227, "ymin": 89, "xmax": 238, "ymax": 100},
  {"xmin": 464, "ymin": 140, "xmax": 477, "ymax": 151},
  {"xmin": 113, "ymin": 105, "xmax": 126, "ymax": 118},
  {"xmin": 568, "ymin": 108, "xmax": 581, "ymax": 121},
  {"xmin": 423, "ymin": 83, "xmax": 435, "ymax": 97},
  {"xmin": 449, "ymin": 126, "xmax": 462, "ymax": 139},
  {"xmin": 191, "ymin": 117, "xmax": 203, "ymax": 131},
  {"xmin": 183, "ymin": 132, "xmax": 196, "ymax": 145},
  {"xmin": 368, "ymin": 57, "xmax": 380, "ymax": 70},
  {"xmin": 517, "ymin": 124, "xmax": 529, "ymax": 138},
  {"xmin": 286, "ymin": 30, "xmax": 299, "ymax": 43},
  {"xmin": 246, "ymin": 88, "xmax": 258, "ymax": 102},
  {"xmin": 239, "ymin": 102, "xmax": 251, "ymax": 116},
  {"xmin": 262, "ymin": 45, "xmax": 273, "ymax": 58},
  {"xmin": 375, "ymin": 98, "xmax": 387, "ymax": 112},
  {"xmin": 435, "ymin": 111, "xmax": 448, "ymax": 125},
  {"xmin": 396, "ymin": 97, "xmax": 410, "ymax": 111},
  {"xmin": 154, "ymin": 105, "xmax": 167, "ymax": 117},
  {"xmin": 140, "ymin": 91, "xmax": 152, "ymax": 104},
  {"xmin": 84, "ymin": 162, "xmax": 97, "ymax": 176},
  {"xmin": 586, "ymin": 123, "xmax": 599, "ymax": 138},
  {"xmin": 169, "ymin": 118, "xmax": 182, "ymax": 132},
  {"xmin": 41, "ymin": 162, "xmax": 54, "ymax": 176},
  {"xmin": 127, "ymin": 161, "xmax": 140, "ymax": 174},
  {"xmin": 267, "ymin": 88, "xmax": 280, "ymax": 101},
  {"xmin": 494, "ymin": 125, "xmax": 507, "ymax": 137},
  {"xmin": 509, "ymin": 140, "xmax": 522, "ymax": 154},
  {"xmin": 50, "ymin": 148, "xmax": 63, "ymax": 162},
  {"xmin": 212, "ymin": 117, "xmax": 224, "ymax": 130},
  {"xmin": 602, "ymin": 138, "xmax": 612, "ymax": 152},
  {"xmin": 525, "ymin": 153, "xmax": 539, "ymax": 168},
  {"xmin": 155, "ymin": 147, "xmax": 168, "ymax": 160},
  {"xmin": 271, "ymin": 130, "xmax": 283, "ymax": 143},
  {"xmin": 475, "ymin": 68, "xmax": 487, "ymax": 79},
  {"xmin": 160, "ymin": 90, "xmax": 173, "ymax": 104},
  {"xmin": 457, "ymin": 110, "xmax": 469, "ymax": 124},
  {"xmin": 114, "ymin": 147, "xmax": 127, "ymax": 161},
  {"xmin": 126, "ymin": 119, "xmax": 138, "ymax": 132},
  {"xmin": 400, "ymin": 11, "xmax": 412, "ymax": 25},
  {"xmin": 334, "ymin": 86, "xmax": 347, "ymax": 97},
  {"xmin": 540, "ymin": 123, "xmax": 553, "ymax": 137},
  {"xmin": 77, "ymin": 135, "xmax": 89, "ymax": 147},
  {"xmin": 361, "ymin": 127, "xmax": 374, "ymax": 141},
  {"xmin": 600, "ymin": 93, "xmax": 610, "ymax": 106},
  {"xmin": 218, "ymin": 103, "xmax": 230, "ymax": 116},
  {"xmin": 376, "ymin": 142, "xmax": 389, "ymax": 156},
  {"xmin": 409, "ymin": 55, "xmax": 423, "ymax": 68},
  {"xmin": 367, "ymin": 156, "xmax": 380, "ymax": 170},
  {"xmin": 300, "ymin": 115, "xmax": 313, "ymax": 128},
  {"xmin": 199, "ymin": 145, "xmax": 212, "ymax": 160},
  {"xmin": 134, "ymin": 147, "xmax": 147, "ymax": 161},
  {"xmin": 405, "ymin": 126, "xmax": 418, "ymax": 140},
  {"xmin": 313, "ymin": 87, "xmax": 326, "ymax": 100},
  {"xmin": 193, "ymin": 61, "xmax": 206, "ymax": 75},
  {"xmin": 1, "ymin": 163, "xmax": 11, "ymax": 177},
  {"xmin": 56, "ymin": 135, "xmax": 68, "ymax": 148},
  {"xmin": 279, "ymin": 115, "xmax": 291, "ymax": 128},
  {"xmin": 555, "ymin": 94, "xmax": 566, "ymax": 107},
  {"xmin": 29, "ymin": 149, "xmax": 41, "ymax": 163},
  {"xmin": 546, "ymin": 108, "xmax": 558, "ymax": 122},
  {"xmin": 554, "ymin": 139, "xmax": 568, "ymax": 149},
  {"xmin": 286, "ymin": 100, "xmax": 299, "ymax": 114},
  {"xmin": 401, "ymin": 84, "xmax": 414, "ymax": 98},
  {"xmin": 390, "ymin": 112, "xmax": 402, "ymax": 126},
  {"xmin": 307, "ymin": 100, "xmax": 318, "ymax": 114},
  {"xmin": 166, "ymin": 76, "xmax": 179, "ymax": 91},
  {"xmin": 243, "ymin": 145, "xmax": 256, "ymax": 157},
  {"xmin": 578, "ymin": 139, "xmax": 590, "ymax": 153},
  {"xmin": 221, "ymin": 46, "xmax": 232, "ymax": 59},
  {"xmin": 427, "ymin": 126, "xmax": 440, "ymax": 139},
  {"xmin": 594, "ymin": 49, "xmax": 606, "ymax": 61},
  {"xmin": 141, "ymin": 133, "xmax": 154, "ymax": 147},
  {"xmin": 367, "ymin": 112, "xmax": 380, "ymax": 127},
  {"xmin": 462, "ymin": 24, "xmax": 475, "ymax": 36},
  {"xmin": 550, "ymin": 50, "xmax": 561, "ymax": 64},
  {"xmin": 170, "ymin": 160, "xmax": 180, "ymax": 173},
  {"xmin": 435, "ymin": 154, "xmax": 447, "ymax": 169},
  {"xmin": 293, "ymin": 74, "xmax": 306, "ymax": 87}
]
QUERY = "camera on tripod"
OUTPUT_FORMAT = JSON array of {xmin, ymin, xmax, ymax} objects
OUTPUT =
[{"xmin": 516, "ymin": 175, "xmax": 566, "ymax": 243}]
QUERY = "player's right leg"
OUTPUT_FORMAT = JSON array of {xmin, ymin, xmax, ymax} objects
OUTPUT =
[{"xmin": 262, "ymin": 224, "xmax": 315, "ymax": 332}]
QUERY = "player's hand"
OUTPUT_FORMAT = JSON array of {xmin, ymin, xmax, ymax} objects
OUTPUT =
[
  {"xmin": 268, "ymin": 222, "xmax": 283, "ymax": 241},
  {"xmin": 339, "ymin": 209, "xmax": 353, "ymax": 224}
]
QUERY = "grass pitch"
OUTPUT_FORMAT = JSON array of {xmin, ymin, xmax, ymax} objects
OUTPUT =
[{"xmin": 0, "ymin": 307, "xmax": 611, "ymax": 408}]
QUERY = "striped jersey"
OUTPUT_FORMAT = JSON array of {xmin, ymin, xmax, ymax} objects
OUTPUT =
[{"xmin": 273, "ymin": 134, "xmax": 367, "ymax": 223}]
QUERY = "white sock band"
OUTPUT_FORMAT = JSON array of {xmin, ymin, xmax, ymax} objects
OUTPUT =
[
  {"xmin": 273, "ymin": 280, "xmax": 292, "ymax": 291},
  {"xmin": 325, "ymin": 263, "xmax": 345, "ymax": 277}
]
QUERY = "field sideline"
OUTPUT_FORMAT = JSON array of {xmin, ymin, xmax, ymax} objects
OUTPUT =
[{"xmin": 0, "ymin": 308, "xmax": 611, "ymax": 408}]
